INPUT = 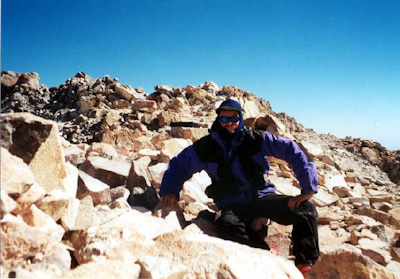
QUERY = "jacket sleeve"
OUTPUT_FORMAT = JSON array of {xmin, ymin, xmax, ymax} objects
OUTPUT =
[
  {"xmin": 261, "ymin": 131, "xmax": 318, "ymax": 194},
  {"xmin": 159, "ymin": 145, "xmax": 204, "ymax": 197}
]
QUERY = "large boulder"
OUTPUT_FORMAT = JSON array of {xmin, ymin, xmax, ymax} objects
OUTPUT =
[
  {"xmin": 200, "ymin": 81, "xmax": 219, "ymax": 93},
  {"xmin": 181, "ymin": 171, "xmax": 212, "ymax": 204},
  {"xmin": 19, "ymin": 204, "xmax": 65, "ymax": 242},
  {"xmin": 0, "ymin": 113, "xmax": 67, "ymax": 193},
  {"xmin": 323, "ymin": 174, "xmax": 348, "ymax": 192},
  {"xmin": 60, "ymin": 197, "xmax": 81, "ymax": 231},
  {"xmin": 71, "ymin": 223, "xmax": 155, "ymax": 264},
  {"xmin": 17, "ymin": 72, "xmax": 40, "ymax": 89},
  {"xmin": 64, "ymin": 196, "xmax": 98, "ymax": 231},
  {"xmin": 1, "ymin": 212, "xmax": 64, "ymax": 270},
  {"xmin": 114, "ymin": 84, "xmax": 143, "ymax": 101},
  {"xmin": 299, "ymin": 140, "xmax": 324, "ymax": 159},
  {"xmin": 137, "ymin": 230, "xmax": 303, "ymax": 279},
  {"xmin": 101, "ymin": 208, "xmax": 182, "ymax": 240},
  {"xmin": 148, "ymin": 162, "xmax": 169, "ymax": 188},
  {"xmin": 12, "ymin": 183, "xmax": 46, "ymax": 215},
  {"xmin": 1, "ymin": 243, "xmax": 71, "ymax": 279},
  {"xmin": 132, "ymin": 100, "xmax": 157, "ymax": 113},
  {"xmin": 311, "ymin": 187, "xmax": 340, "ymax": 207},
  {"xmin": 61, "ymin": 162, "xmax": 79, "ymax": 198},
  {"xmin": 254, "ymin": 114, "xmax": 287, "ymax": 136},
  {"xmin": 62, "ymin": 259, "xmax": 141, "ymax": 279},
  {"xmin": 126, "ymin": 157, "xmax": 159, "ymax": 209},
  {"xmin": 79, "ymin": 156, "xmax": 131, "ymax": 188},
  {"xmin": 157, "ymin": 138, "xmax": 192, "ymax": 161},
  {"xmin": 100, "ymin": 128, "xmax": 154, "ymax": 152},
  {"xmin": 77, "ymin": 171, "xmax": 111, "ymax": 205},
  {"xmin": 308, "ymin": 245, "xmax": 397, "ymax": 279},
  {"xmin": 0, "ymin": 147, "xmax": 37, "ymax": 196},
  {"xmin": 1, "ymin": 71, "xmax": 19, "ymax": 88},
  {"xmin": 241, "ymin": 99, "xmax": 262, "ymax": 118},
  {"xmin": 36, "ymin": 189, "xmax": 70, "ymax": 221},
  {"xmin": 358, "ymin": 238, "xmax": 392, "ymax": 266},
  {"xmin": 355, "ymin": 207, "xmax": 400, "ymax": 229}
]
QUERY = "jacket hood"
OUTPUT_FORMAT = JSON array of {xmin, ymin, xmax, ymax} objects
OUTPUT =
[{"xmin": 211, "ymin": 99, "xmax": 245, "ymax": 141}]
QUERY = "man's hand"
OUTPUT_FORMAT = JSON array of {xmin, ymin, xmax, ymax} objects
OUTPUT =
[
  {"xmin": 161, "ymin": 194, "xmax": 178, "ymax": 208},
  {"xmin": 288, "ymin": 192, "xmax": 314, "ymax": 211}
]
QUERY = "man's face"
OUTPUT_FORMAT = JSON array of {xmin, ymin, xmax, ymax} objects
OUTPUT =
[{"xmin": 219, "ymin": 110, "xmax": 240, "ymax": 133}]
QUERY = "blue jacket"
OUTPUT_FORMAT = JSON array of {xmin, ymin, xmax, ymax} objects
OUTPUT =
[{"xmin": 160, "ymin": 125, "xmax": 318, "ymax": 210}]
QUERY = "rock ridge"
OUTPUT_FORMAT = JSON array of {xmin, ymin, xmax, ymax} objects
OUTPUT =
[{"xmin": 1, "ymin": 71, "xmax": 399, "ymax": 278}]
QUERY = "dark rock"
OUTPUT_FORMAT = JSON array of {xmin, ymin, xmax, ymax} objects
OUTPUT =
[{"xmin": 170, "ymin": 121, "xmax": 203, "ymax": 128}]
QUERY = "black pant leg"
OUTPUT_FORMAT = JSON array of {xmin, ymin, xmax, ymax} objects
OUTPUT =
[
  {"xmin": 291, "ymin": 201, "xmax": 319, "ymax": 265},
  {"xmin": 215, "ymin": 210, "xmax": 269, "ymax": 250},
  {"xmin": 248, "ymin": 194, "xmax": 319, "ymax": 265}
]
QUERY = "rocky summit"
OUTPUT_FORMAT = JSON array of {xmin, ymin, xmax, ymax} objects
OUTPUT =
[{"xmin": 1, "ymin": 71, "xmax": 399, "ymax": 279}]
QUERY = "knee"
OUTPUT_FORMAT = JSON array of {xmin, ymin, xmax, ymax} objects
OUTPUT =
[
  {"xmin": 217, "ymin": 210, "xmax": 243, "ymax": 227},
  {"xmin": 216, "ymin": 210, "xmax": 247, "ymax": 236},
  {"xmin": 298, "ymin": 201, "xmax": 318, "ymax": 219}
]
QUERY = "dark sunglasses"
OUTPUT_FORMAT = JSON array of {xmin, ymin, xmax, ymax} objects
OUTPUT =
[{"xmin": 219, "ymin": 115, "xmax": 240, "ymax": 123}]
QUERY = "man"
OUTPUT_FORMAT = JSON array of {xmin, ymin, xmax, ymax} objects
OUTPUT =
[{"xmin": 160, "ymin": 99, "xmax": 319, "ymax": 276}]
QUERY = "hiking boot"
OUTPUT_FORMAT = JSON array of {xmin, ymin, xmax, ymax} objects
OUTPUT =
[{"xmin": 296, "ymin": 264, "xmax": 312, "ymax": 277}]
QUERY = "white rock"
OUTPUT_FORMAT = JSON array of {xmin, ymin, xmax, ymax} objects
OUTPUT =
[
  {"xmin": 60, "ymin": 198, "xmax": 80, "ymax": 231},
  {"xmin": 20, "ymin": 204, "xmax": 65, "ymax": 243},
  {"xmin": 387, "ymin": 261, "xmax": 400, "ymax": 279},
  {"xmin": 181, "ymin": 171, "xmax": 212, "ymax": 203},
  {"xmin": 103, "ymin": 209, "xmax": 182, "ymax": 240},
  {"xmin": 146, "ymin": 231, "xmax": 303, "ymax": 279},
  {"xmin": 345, "ymin": 214, "xmax": 381, "ymax": 227},
  {"xmin": 312, "ymin": 187, "xmax": 340, "ymax": 207},
  {"xmin": 0, "ymin": 190, "xmax": 16, "ymax": 218},
  {"xmin": 308, "ymin": 244, "xmax": 397, "ymax": 279},
  {"xmin": 72, "ymin": 222, "xmax": 154, "ymax": 264},
  {"xmin": 61, "ymin": 162, "xmax": 79, "ymax": 198},
  {"xmin": 300, "ymin": 141, "xmax": 324, "ymax": 158},
  {"xmin": 36, "ymin": 189, "xmax": 70, "ymax": 221},
  {"xmin": 148, "ymin": 162, "xmax": 169, "ymax": 188},
  {"xmin": 274, "ymin": 177, "xmax": 301, "ymax": 196},
  {"xmin": 62, "ymin": 258, "xmax": 141, "ymax": 279},
  {"xmin": 138, "ymin": 148, "xmax": 160, "ymax": 160},
  {"xmin": 0, "ymin": 148, "xmax": 36, "ymax": 195},
  {"xmin": 242, "ymin": 99, "xmax": 261, "ymax": 118},
  {"xmin": 115, "ymin": 84, "xmax": 142, "ymax": 101},
  {"xmin": 77, "ymin": 171, "xmax": 111, "ymax": 205},
  {"xmin": 1, "ymin": 113, "xmax": 67, "ymax": 193},
  {"xmin": 324, "ymin": 174, "xmax": 348, "ymax": 192},
  {"xmin": 71, "ymin": 196, "xmax": 99, "ymax": 231},
  {"xmin": 358, "ymin": 238, "xmax": 389, "ymax": 250},
  {"xmin": 14, "ymin": 183, "xmax": 46, "ymax": 214},
  {"xmin": 138, "ymin": 255, "xmax": 187, "ymax": 279},
  {"xmin": 159, "ymin": 138, "xmax": 192, "ymax": 160},
  {"xmin": 80, "ymin": 156, "xmax": 131, "ymax": 188},
  {"xmin": 318, "ymin": 226, "xmax": 350, "ymax": 252}
]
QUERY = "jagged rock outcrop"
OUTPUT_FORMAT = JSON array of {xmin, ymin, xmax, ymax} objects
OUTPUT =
[
  {"xmin": 1, "ymin": 71, "xmax": 51, "ymax": 117},
  {"xmin": 1, "ymin": 72, "xmax": 399, "ymax": 279},
  {"xmin": 0, "ymin": 113, "xmax": 67, "ymax": 193}
]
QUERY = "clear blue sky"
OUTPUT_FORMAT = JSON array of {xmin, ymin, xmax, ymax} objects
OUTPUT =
[{"xmin": 2, "ymin": 0, "xmax": 400, "ymax": 150}]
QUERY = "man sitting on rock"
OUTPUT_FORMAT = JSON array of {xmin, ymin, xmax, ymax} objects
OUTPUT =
[{"xmin": 160, "ymin": 99, "xmax": 319, "ymax": 276}]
